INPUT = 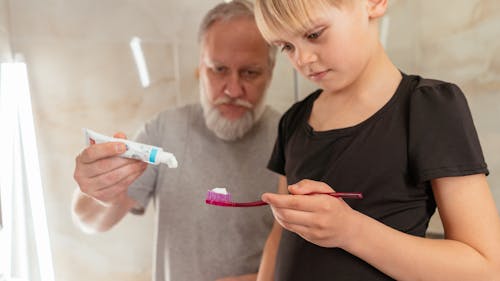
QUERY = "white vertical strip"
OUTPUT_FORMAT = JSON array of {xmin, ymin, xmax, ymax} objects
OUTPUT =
[
  {"xmin": 16, "ymin": 62, "xmax": 55, "ymax": 281},
  {"xmin": 12, "ymin": 124, "xmax": 29, "ymax": 279},
  {"xmin": 130, "ymin": 37, "xmax": 151, "ymax": 88},
  {"xmin": 0, "ymin": 63, "xmax": 15, "ymax": 279},
  {"xmin": 0, "ymin": 62, "xmax": 55, "ymax": 281}
]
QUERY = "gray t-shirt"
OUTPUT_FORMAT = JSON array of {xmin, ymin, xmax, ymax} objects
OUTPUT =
[{"xmin": 128, "ymin": 104, "xmax": 279, "ymax": 281}]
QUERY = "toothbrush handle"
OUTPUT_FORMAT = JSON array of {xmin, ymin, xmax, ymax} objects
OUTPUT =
[
  {"xmin": 205, "ymin": 192, "xmax": 363, "ymax": 208},
  {"xmin": 321, "ymin": 192, "xmax": 364, "ymax": 199},
  {"xmin": 227, "ymin": 192, "xmax": 363, "ymax": 207}
]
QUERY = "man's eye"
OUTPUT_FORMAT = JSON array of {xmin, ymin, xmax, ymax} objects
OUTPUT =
[
  {"xmin": 213, "ymin": 66, "xmax": 227, "ymax": 73},
  {"xmin": 241, "ymin": 70, "xmax": 260, "ymax": 79}
]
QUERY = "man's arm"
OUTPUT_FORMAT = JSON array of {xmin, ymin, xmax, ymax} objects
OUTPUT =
[{"xmin": 71, "ymin": 189, "xmax": 137, "ymax": 233}]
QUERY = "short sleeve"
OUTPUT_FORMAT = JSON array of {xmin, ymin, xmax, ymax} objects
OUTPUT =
[
  {"xmin": 408, "ymin": 82, "xmax": 488, "ymax": 183},
  {"xmin": 267, "ymin": 113, "xmax": 287, "ymax": 175},
  {"xmin": 127, "ymin": 119, "xmax": 160, "ymax": 214}
]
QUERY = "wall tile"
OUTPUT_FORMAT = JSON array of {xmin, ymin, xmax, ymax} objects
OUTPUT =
[{"xmin": 2, "ymin": 1, "xmax": 499, "ymax": 279}]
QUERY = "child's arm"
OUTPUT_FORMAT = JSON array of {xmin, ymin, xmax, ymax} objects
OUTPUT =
[
  {"xmin": 262, "ymin": 175, "xmax": 500, "ymax": 281},
  {"xmin": 256, "ymin": 176, "xmax": 286, "ymax": 281}
]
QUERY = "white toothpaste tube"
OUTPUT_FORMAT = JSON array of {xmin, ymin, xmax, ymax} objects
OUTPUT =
[{"xmin": 83, "ymin": 128, "xmax": 178, "ymax": 168}]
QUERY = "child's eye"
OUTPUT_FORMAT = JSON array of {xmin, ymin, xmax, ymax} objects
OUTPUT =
[
  {"xmin": 306, "ymin": 30, "xmax": 322, "ymax": 40},
  {"xmin": 280, "ymin": 43, "xmax": 293, "ymax": 52},
  {"xmin": 306, "ymin": 26, "xmax": 326, "ymax": 40}
]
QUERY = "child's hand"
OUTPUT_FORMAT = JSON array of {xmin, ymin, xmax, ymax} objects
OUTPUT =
[{"xmin": 261, "ymin": 179, "xmax": 358, "ymax": 248}]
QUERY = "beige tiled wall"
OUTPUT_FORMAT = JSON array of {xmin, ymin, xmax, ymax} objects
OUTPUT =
[
  {"xmin": 0, "ymin": 0, "xmax": 10, "ymax": 61},
  {"xmin": 1, "ymin": 0, "xmax": 499, "ymax": 280}
]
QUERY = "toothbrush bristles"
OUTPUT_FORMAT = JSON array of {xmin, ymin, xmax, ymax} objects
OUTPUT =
[{"xmin": 206, "ymin": 190, "xmax": 232, "ymax": 202}]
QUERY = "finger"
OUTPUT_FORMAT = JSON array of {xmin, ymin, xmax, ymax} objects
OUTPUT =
[
  {"xmin": 273, "ymin": 210, "xmax": 316, "ymax": 238},
  {"xmin": 272, "ymin": 208, "xmax": 340, "ymax": 246},
  {"xmin": 113, "ymin": 132, "xmax": 127, "ymax": 139},
  {"xmin": 262, "ymin": 193, "xmax": 322, "ymax": 212},
  {"xmin": 91, "ymin": 167, "xmax": 146, "ymax": 202},
  {"xmin": 271, "ymin": 206, "xmax": 315, "ymax": 228},
  {"xmin": 288, "ymin": 179, "xmax": 335, "ymax": 195},
  {"xmin": 75, "ymin": 151, "xmax": 141, "ymax": 182},
  {"xmin": 78, "ymin": 142, "xmax": 127, "ymax": 164},
  {"xmin": 75, "ymin": 151, "xmax": 146, "ymax": 195},
  {"xmin": 83, "ymin": 156, "xmax": 143, "ymax": 179},
  {"xmin": 87, "ymin": 161, "xmax": 148, "ymax": 191}
]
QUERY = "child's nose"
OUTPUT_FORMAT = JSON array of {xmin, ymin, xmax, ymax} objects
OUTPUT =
[{"xmin": 295, "ymin": 48, "xmax": 317, "ymax": 67}]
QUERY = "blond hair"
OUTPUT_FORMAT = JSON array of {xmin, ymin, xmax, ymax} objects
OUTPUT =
[{"xmin": 255, "ymin": 0, "xmax": 347, "ymax": 42}]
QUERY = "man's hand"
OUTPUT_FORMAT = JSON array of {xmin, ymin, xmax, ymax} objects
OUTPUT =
[{"xmin": 73, "ymin": 132, "xmax": 147, "ymax": 206}]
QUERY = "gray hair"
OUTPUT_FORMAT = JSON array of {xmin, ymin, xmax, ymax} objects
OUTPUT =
[{"xmin": 198, "ymin": 0, "xmax": 277, "ymax": 67}]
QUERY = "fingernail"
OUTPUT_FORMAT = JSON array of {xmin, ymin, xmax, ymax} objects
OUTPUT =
[
  {"xmin": 116, "ymin": 143, "xmax": 126, "ymax": 153},
  {"xmin": 261, "ymin": 193, "xmax": 270, "ymax": 203}
]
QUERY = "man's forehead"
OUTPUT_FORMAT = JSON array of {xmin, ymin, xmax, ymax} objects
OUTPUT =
[
  {"xmin": 201, "ymin": 18, "xmax": 270, "ymax": 66},
  {"xmin": 203, "ymin": 55, "xmax": 266, "ymax": 69}
]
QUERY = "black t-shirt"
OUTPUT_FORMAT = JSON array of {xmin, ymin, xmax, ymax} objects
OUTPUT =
[{"xmin": 267, "ymin": 74, "xmax": 489, "ymax": 281}]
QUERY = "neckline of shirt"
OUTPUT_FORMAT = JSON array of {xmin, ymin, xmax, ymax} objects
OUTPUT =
[{"xmin": 303, "ymin": 72, "xmax": 411, "ymax": 139}]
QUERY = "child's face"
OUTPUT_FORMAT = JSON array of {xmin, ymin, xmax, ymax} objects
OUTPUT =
[{"xmin": 270, "ymin": 2, "xmax": 377, "ymax": 93}]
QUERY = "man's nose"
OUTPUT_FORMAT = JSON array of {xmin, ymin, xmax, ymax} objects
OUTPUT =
[{"xmin": 224, "ymin": 73, "xmax": 244, "ymax": 98}]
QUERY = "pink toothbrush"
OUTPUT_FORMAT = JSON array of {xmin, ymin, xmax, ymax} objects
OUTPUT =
[{"xmin": 205, "ymin": 188, "xmax": 363, "ymax": 207}]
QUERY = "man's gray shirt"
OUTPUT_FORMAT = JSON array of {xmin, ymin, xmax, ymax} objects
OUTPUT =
[{"xmin": 128, "ymin": 104, "xmax": 279, "ymax": 281}]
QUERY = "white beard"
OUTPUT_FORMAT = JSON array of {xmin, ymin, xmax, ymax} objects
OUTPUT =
[{"xmin": 199, "ymin": 84, "xmax": 266, "ymax": 141}]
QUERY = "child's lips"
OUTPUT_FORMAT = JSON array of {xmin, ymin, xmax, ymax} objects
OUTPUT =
[{"xmin": 308, "ymin": 69, "xmax": 330, "ymax": 81}]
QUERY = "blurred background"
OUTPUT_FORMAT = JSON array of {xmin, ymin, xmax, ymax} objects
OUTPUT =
[{"xmin": 0, "ymin": 0, "xmax": 499, "ymax": 280}]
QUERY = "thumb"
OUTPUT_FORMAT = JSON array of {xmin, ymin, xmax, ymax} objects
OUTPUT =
[{"xmin": 288, "ymin": 179, "xmax": 335, "ymax": 195}]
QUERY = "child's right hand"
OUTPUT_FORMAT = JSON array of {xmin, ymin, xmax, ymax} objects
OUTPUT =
[
  {"xmin": 261, "ymin": 179, "xmax": 360, "ymax": 249},
  {"xmin": 73, "ymin": 132, "xmax": 148, "ymax": 206}
]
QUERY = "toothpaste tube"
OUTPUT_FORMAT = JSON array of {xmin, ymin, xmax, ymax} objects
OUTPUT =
[{"xmin": 83, "ymin": 128, "xmax": 178, "ymax": 168}]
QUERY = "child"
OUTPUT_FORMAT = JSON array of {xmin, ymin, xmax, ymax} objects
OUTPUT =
[{"xmin": 254, "ymin": 0, "xmax": 500, "ymax": 280}]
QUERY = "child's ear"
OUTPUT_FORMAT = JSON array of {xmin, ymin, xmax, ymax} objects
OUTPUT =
[{"xmin": 366, "ymin": 0, "xmax": 388, "ymax": 19}]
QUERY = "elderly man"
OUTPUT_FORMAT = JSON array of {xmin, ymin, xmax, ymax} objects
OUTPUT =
[{"xmin": 72, "ymin": 1, "xmax": 279, "ymax": 280}]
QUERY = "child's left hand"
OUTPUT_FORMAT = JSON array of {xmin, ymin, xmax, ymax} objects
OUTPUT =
[{"xmin": 261, "ymin": 179, "xmax": 359, "ymax": 248}]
